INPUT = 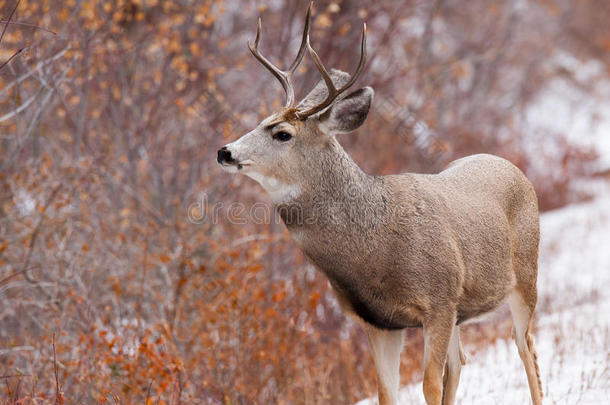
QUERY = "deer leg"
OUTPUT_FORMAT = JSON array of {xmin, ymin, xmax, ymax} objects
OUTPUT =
[
  {"xmin": 508, "ymin": 289, "xmax": 543, "ymax": 405},
  {"xmin": 422, "ymin": 312, "xmax": 456, "ymax": 405},
  {"xmin": 441, "ymin": 325, "xmax": 465, "ymax": 405},
  {"xmin": 364, "ymin": 325, "xmax": 405, "ymax": 405}
]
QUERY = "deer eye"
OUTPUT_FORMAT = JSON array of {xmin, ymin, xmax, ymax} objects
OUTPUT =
[{"xmin": 272, "ymin": 131, "xmax": 292, "ymax": 142}]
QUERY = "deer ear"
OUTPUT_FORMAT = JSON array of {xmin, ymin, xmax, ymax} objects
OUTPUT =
[{"xmin": 319, "ymin": 87, "xmax": 374, "ymax": 134}]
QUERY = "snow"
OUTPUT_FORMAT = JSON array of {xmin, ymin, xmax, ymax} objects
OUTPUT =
[
  {"xmin": 524, "ymin": 52, "xmax": 610, "ymax": 172},
  {"xmin": 357, "ymin": 195, "xmax": 610, "ymax": 404}
]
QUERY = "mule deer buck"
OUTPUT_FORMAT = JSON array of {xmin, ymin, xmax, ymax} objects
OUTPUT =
[{"xmin": 217, "ymin": 4, "xmax": 542, "ymax": 405}]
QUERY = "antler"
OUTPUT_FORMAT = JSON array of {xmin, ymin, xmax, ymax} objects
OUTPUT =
[
  {"xmin": 248, "ymin": 2, "xmax": 312, "ymax": 108},
  {"xmin": 296, "ymin": 22, "xmax": 367, "ymax": 119}
]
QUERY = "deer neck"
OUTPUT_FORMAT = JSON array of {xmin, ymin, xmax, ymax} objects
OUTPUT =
[{"xmin": 277, "ymin": 137, "xmax": 379, "ymax": 229}]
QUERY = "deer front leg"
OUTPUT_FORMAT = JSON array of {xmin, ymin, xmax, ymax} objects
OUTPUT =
[
  {"xmin": 422, "ymin": 312, "xmax": 456, "ymax": 405},
  {"xmin": 364, "ymin": 325, "xmax": 405, "ymax": 405}
]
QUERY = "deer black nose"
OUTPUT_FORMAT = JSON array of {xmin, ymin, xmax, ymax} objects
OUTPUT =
[{"xmin": 217, "ymin": 146, "xmax": 234, "ymax": 164}]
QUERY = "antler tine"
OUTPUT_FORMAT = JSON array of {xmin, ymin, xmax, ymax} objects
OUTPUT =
[
  {"xmin": 248, "ymin": 3, "xmax": 312, "ymax": 108},
  {"xmin": 248, "ymin": 18, "xmax": 293, "ymax": 106},
  {"xmin": 288, "ymin": 2, "xmax": 312, "ymax": 75},
  {"xmin": 296, "ymin": 22, "xmax": 367, "ymax": 119}
]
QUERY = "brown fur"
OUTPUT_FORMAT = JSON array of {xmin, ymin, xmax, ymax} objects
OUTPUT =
[
  {"xmin": 281, "ymin": 107, "xmax": 301, "ymax": 123},
  {"xmin": 276, "ymin": 137, "xmax": 541, "ymax": 405}
]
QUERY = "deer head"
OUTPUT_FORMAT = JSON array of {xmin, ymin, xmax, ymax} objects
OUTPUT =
[{"xmin": 217, "ymin": 3, "xmax": 372, "ymax": 203}]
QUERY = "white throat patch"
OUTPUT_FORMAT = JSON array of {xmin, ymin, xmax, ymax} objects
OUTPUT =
[{"xmin": 245, "ymin": 172, "xmax": 301, "ymax": 204}]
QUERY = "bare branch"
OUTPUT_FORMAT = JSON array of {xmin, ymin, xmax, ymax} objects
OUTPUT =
[
  {"xmin": 0, "ymin": 19, "xmax": 56, "ymax": 35},
  {"xmin": 0, "ymin": 46, "xmax": 26, "ymax": 70},
  {"xmin": 0, "ymin": 0, "xmax": 20, "ymax": 46}
]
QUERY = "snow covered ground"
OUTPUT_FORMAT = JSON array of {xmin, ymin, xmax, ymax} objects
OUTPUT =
[{"xmin": 358, "ymin": 194, "xmax": 610, "ymax": 404}]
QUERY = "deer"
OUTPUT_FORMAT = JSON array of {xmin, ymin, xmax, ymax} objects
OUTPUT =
[{"xmin": 217, "ymin": 4, "xmax": 543, "ymax": 405}]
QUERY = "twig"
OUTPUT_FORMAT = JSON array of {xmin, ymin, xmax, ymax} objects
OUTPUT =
[
  {"xmin": 0, "ymin": 46, "xmax": 26, "ymax": 70},
  {"xmin": 231, "ymin": 233, "xmax": 277, "ymax": 247},
  {"xmin": 52, "ymin": 333, "xmax": 63, "ymax": 405},
  {"xmin": 145, "ymin": 380, "xmax": 153, "ymax": 404},
  {"xmin": 0, "ymin": 83, "xmax": 56, "ymax": 170},
  {"xmin": 173, "ymin": 371, "xmax": 183, "ymax": 405},
  {"xmin": 0, "ymin": 47, "xmax": 69, "ymax": 98},
  {"xmin": 21, "ymin": 183, "xmax": 63, "ymax": 274},
  {"xmin": 0, "ymin": 266, "xmax": 34, "ymax": 287},
  {"xmin": 12, "ymin": 377, "xmax": 22, "ymax": 403},
  {"xmin": 0, "ymin": 0, "xmax": 20, "ymax": 46},
  {"xmin": 0, "ymin": 374, "xmax": 31, "ymax": 380},
  {"xmin": 0, "ymin": 20, "xmax": 56, "ymax": 35},
  {"xmin": 0, "ymin": 86, "xmax": 42, "ymax": 123}
]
